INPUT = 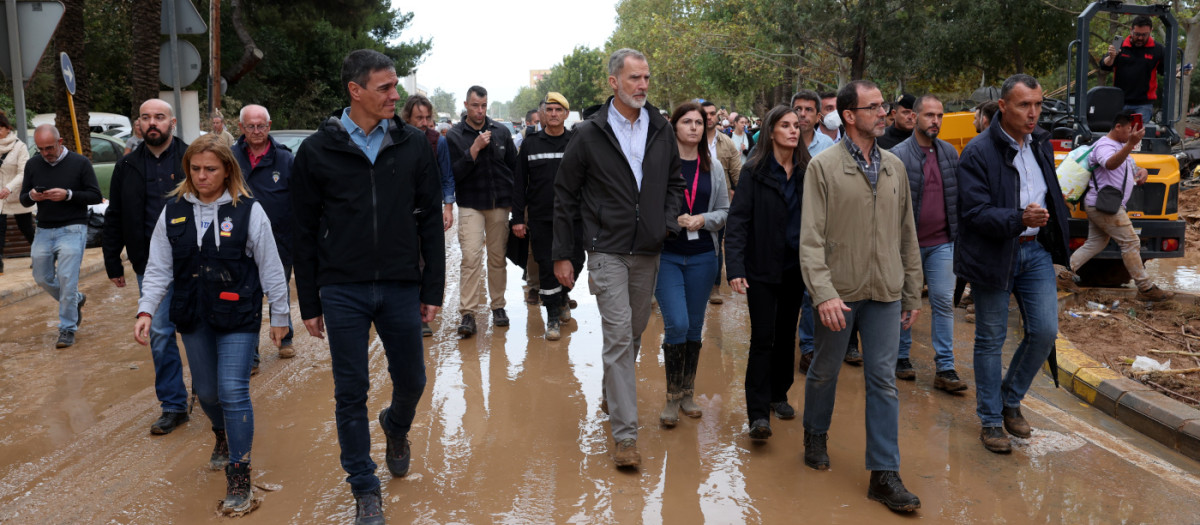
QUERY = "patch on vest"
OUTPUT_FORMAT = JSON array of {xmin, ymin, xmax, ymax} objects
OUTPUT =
[
  {"xmin": 272, "ymin": 171, "xmax": 280, "ymax": 183},
  {"xmin": 170, "ymin": 216, "xmax": 187, "ymax": 224},
  {"xmin": 220, "ymin": 217, "xmax": 233, "ymax": 237}
]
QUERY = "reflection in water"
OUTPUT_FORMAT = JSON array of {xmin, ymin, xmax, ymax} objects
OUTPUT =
[{"xmin": 1145, "ymin": 254, "xmax": 1200, "ymax": 292}]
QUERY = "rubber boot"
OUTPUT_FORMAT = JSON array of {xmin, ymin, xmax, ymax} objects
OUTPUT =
[
  {"xmin": 556, "ymin": 290, "xmax": 572, "ymax": 321},
  {"xmin": 660, "ymin": 343, "xmax": 686, "ymax": 427},
  {"xmin": 209, "ymin": 428, "xmax": 229, "ymax": 470},
  {"xmin": 545, "ymin": 304, "xmax": 562, "ymax": 341},
  {"xmin": 679, "ymin": 340, "xmax": 703, "ymax": 418},
  {"xmin": 221, "ymin": 462, "xmax": 253, "ymax": 514}
]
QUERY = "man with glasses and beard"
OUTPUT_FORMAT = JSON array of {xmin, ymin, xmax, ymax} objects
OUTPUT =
[
  {"xmin": 1100, "ymin": 15, "xmax": 1166, "ymax": 124},
  {"xmin": 103, "ymin": 98, "xmax": 192, "ymax": 435}
]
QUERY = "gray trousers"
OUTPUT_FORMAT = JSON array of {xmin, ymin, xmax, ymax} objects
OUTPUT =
[{"xmin": 587, "ymin": 252, "xmax": 660, "ymax": 442}]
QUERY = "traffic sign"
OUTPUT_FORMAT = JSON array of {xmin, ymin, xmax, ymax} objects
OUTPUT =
[
  {"xmin": 160, "ymin": 0, "xmax": 206, "ymax": 35},
  {"xmin": 0, "ymin": 1, "xmax": 65, "ymax": 82},
  {"xmin": 59, "ymin": 51, "xmax": 74, "ymax": 94},
  {"xmin": 159, "ymin": 40, "xmax": 201, "ymax": 88}
]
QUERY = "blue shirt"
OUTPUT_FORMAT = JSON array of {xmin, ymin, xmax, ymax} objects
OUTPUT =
[
  {"xmin": 341, "ymin": 108, "xmax": 389, "ymax": 164},
  {"xmin": 807, "ymin": 132, "xmax": 835, "ymax": 157},
  {"xmin": 999, "ymin": 126, "xmax": 1047, "ymax": 236}
]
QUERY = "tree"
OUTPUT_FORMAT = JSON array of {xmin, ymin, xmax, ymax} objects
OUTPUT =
[
  {"xmin": 509, "ymin": 86, "xmax": 544, "ymax": 122},
  {"xmin": 131, "ymin": 0, "xmax": 161, "ymax": 117},
  {"xmin": 539, "ymin": 46, "xmax": 608, "ymax": 109},
  {"xmin": 430, "ymin": 87, "xmax": 456, "ymax": 117}
]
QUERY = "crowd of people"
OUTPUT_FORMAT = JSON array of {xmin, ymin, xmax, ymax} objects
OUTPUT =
[{"xmin": 0, "ymin": 15, "xmax": 1182, "ymax": 523}]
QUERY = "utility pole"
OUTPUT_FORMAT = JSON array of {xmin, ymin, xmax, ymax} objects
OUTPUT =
[{"xmin": 209, "ymin": 0, "xmax": 219, "ymax": 118}]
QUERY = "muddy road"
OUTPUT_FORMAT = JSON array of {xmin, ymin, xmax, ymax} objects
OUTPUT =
[{"xmin": 3, "ymin": 242, "xmax": 1200, "ymax": 523}]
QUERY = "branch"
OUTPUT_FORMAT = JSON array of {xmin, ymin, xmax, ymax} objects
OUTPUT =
[{"xmin": 221, "ymin": 0, "xmax": 264, "ymax": 84}]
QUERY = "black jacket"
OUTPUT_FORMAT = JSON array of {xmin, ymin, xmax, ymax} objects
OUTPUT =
[
  {"xmin": 291, "ymin": 111, "xmax": 445, "ymax": 319},
  {"xmin": 891, "ymin": 136, "xmax": 960, "ymax": 242},
  {"xmin": 955, "ymin": 116, "xmax": 1069, "ymax": 291},
  {"xmin": 445, "ymin": 116, "xmax": 517, "ymax": 210},
  {"xmin": 877, "ymin": 125, "xmax": 912, "ymax": 150},
  {"xmin": 724, "ymin": 155, "xmax": 805, "ymax": 284},
  {"xmin": 513, "ymin": 128, "xmax": 572, "ymax": 226},
  {"xmin": 103, "ymin": 139, "xmax": 187, "ymax": 277},
  {"xmin": 233, "ymin": 135, "xmax": 295, "ymax": 266},
  {"xmin": 552, "ymin": 98, "xmax": 685, "ymax": 259}
]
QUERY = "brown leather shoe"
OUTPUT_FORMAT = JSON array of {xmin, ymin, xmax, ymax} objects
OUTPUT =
[
  {"xmin": 980, "ymin": 426, "xmax": 1012, "ymax": 453},
  {"xmin": 613, "ymin": 439, "xmax": 640, "ymax": 468},
  {"xmin": 709, "ymin": 286, "xmax": 723, "ymax": 305},
  {"xmin": 934, "ymin": 369, "xmax": 968, "ymax": 392},
  {"xmin": 1136, "ymin": 284, "xmax": 1175, "ymax": 302},
  {"xmin": 278, "ymin": 342, "xmax": 296, "ymax": 359},
  {"xmin": 1001, "ymin": 406, "xmax": 1032, "ymax": 438}
]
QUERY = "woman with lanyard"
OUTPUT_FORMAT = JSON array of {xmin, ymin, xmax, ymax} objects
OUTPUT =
[
  {"xmin": 655, "ymin": 102, "xmax": 729, "ymax": 427},
  {"xmin": 133, "ymin": 134, "xmax": 289, "ymax": 515},
  {"xmin": 725, "ymin": 105, "xmax": 810, "ymax": 440}
]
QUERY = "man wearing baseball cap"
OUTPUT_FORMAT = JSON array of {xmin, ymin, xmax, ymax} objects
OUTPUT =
[
  {"xmin": 878, "ymin": 93, "xmax": 916, "ymax": 150},
  {"xmin": 512, "ymin": 92, "xmax": 583, "ymax": 340}
]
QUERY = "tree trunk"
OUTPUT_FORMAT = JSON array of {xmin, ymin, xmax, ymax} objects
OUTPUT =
[
  {"xmin": 1178, "ymin": 14, "xmax": 1200, "ymax": 133},
  {"xmin": 850, "ymin": 27, "xmax": 867, "ymax": 80},
  {"xmin": 131, "ymin": 0, "xmax": 162, "ymax": 118},
  {"xmin": 221, "ymin": 0, "xmax": 263, "ymax": 85},
  {"xmin": 53, "ymin": 0, "xmax": 89, "ymax": 158}
]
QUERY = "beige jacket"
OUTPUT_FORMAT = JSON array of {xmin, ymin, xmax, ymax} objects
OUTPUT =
[
  {"xmin": 0, "ymin": 134, "xmax": 33, "ymax": 215},
  {"xmin": 713, "ymin": 131, "xmax": 744, "ymax": 188},
  {"xmin": 800, "ymin": 141, "xmax": 922, "ymax": 310}
]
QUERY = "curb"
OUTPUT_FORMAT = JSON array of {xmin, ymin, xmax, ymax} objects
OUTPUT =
[
  {"xmin": 1046, "ymin": 323, "xmax": 1200, "ymax": 462},
  {"xmin": 0, "ymin": 257, "xmax": 110, "ymax": 309}
]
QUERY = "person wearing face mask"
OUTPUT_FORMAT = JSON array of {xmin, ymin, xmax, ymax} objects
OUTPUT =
[
  {"xmin": 1100, "ymin": 15, "xmax": 1165, "ymax": 124},
  {"xmin": 104, "ymin": 98, "xmax": 193, "ymax": 436},
  {"xmin": 653, "ymin": 102, "xmax": 729, "ymax": 428},
  {"xmin": 725, "ymin": 105, "xmax": 810, "ymax": 441},
  {"xmin": 818, "ymin": 91, "xmax": 842, "ymax": 142}
]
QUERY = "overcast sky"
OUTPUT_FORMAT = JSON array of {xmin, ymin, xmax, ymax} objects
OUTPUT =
[{"xmin": 393, "ymin": 0, "xmax": 619, "ymax": 103}]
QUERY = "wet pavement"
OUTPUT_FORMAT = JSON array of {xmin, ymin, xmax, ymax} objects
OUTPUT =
[{"xmin": 3, "ymin": 240, "xmax": 1200, "ymax": 524}]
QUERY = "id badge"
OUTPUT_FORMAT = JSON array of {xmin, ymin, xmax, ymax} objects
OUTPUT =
[{"xmin": 687, "ymin": 230, "xmax": 700, "ymax": 241}]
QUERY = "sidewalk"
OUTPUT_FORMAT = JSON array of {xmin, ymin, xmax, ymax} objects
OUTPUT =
[{"xmin": 0, "ymin": 247, "xmax": 113, "ymax": 308}]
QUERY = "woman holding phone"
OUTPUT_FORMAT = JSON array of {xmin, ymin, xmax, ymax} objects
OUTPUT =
[
  {"xmin": 654, "ymin": 102, "xmax": 729, "ymax": 427},
  {"xmin": 724, "ymin": 105, "xmax": 811, "ymax": 440},
  {"xmin": 134, "ymin": 134, "xmax": 289, "ymax": 515}
]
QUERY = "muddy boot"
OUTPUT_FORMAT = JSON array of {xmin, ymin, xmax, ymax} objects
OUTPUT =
[
  {"xmin": 679, "ymin": 340, "xmax": 703, "ymax": 418},
  {"xmin": 353, "ymin": 489, "xmax": 385, "ymax": 525},
  {"xmin": 221, "ymin": 463, "xmax": 253, "ymax": 515},
  {"xmin": 1136, "ymin": 284, "xmax": 1175, "ymax": 302},
  {"xmin": 661, "ymin": 343, "xmax": 686, "ymax": 427},
  {"xmin": 868, "ymin": 470, "xmax": 921, "ymax": 512},
  {"xmin": 555, "ymin": 290, "xmax": 572, "ymax": 322},
  {"xmin": 210, "ymin": 429, "xmax": 229, "ymax": 470},
  {"xmin": 545, "ymin": 305, "xmax": 562, "ymax": 341},
  {"xmin": 803, "ymin": 431, "xmax": 830, "ymax": 470}
]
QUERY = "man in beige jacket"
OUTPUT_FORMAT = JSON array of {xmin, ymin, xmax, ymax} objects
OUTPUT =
[{"xmin": 799, "ymin": 80, "xmax": 923, "ymax": 513}]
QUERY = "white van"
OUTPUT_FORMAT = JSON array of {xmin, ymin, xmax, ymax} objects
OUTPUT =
[{"xmin": 31, "ymin": 112, "xmax": 132, "ymax": 134}]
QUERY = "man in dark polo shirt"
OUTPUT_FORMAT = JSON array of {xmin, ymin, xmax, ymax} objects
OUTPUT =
[
  {"xmin": 103, "ymin": 98, "xmax": 191, "ymax": 435},
  {"xmin": 20, "ymin": 124, "xmax": 102, "ymax": 348}
]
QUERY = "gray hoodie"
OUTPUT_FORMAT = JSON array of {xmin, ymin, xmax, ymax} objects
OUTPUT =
[{"xmin": 138, "ymin": 190, "xmax": 290, "ymax": 327}]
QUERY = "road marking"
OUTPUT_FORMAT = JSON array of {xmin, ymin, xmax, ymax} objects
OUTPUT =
[{"xmin": 1024, "ymin": 396, "xmax": 1200, "ymax": 490}]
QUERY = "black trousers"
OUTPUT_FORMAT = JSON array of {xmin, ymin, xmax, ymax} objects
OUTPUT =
[
  {"xmin": 0, "ymin": 212, "xmax": 35, "ymax": 263},
  {"xmin": 744, "ymin": 267, "xmax": 804, "ymax": 423},
  {"xmin": 529, "ymin": 219, "xmax": 583, "ymax": 309}
]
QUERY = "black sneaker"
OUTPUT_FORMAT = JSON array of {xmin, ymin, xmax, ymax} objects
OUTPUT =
[
  {"xmin": 770, "ymin": 401, "xmax": 795, "ymax": 420},
  {"xmin": 493, "ymin": 308, "xmax": 509, "ymax": 327},
  {"xmin": 55, "ymin": 329, "xmax": 75, "ymax": 349},
  {"xmin": 458, "ymin": 313, "xmax": 477, "ymax": 338},
  {"xmin": 868, "ymin": 470, "xmax": 921, "ymax": 512},
  {"xmin": 221, "ymin": 462, "xmax": 253, "ymax": 515},
  {"xmin": 210, "ymin": 429, "xmax": 229, "ymax": 470},
  {"xmin": 379, "ymin": 408, "xmax": 411, "ymax": 477},
  {"xmin": 150, "ymin": 411, "xmax": 189, "ymax": 435},
  {"xmin": 76, "ymin": 293, "xmax": 86, "ymax": 327},
  {"xmin": 353, "ymin": 488, "xmax": 385, "ymax": 525},
  {"xmin": 895, "ymin": 358, "xmax": 916, "ymax": 380},
  {"xmin": 748, "ymin": 418, "xmax": 772, "ymax": 441},
  {"xmin": 844, "ymin": 348, "xmax": 863, "ymax": 366},
  {"xmin": 421, "ymin": 322, "xmax": 432, "ymax": 337},
  {"xmin": 797, "ymin": 352, "xmax": 813, "ymax": 374},
  {"xmin": 803, "ymin": 431, "xmax": 830, "ymax": 470}
]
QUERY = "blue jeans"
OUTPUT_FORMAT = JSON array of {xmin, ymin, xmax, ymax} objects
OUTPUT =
[
  {"xmin": 798, "ymin": 291, "xmax": 814, "ymax": 354},
  {"xmin": 180, "ymin": 322, "xmax": 257, "ymax": 464},
  {"xmin": 137, "ymin": 274, "xmax": 188, "ymax": 413},
  {"xmin": 804, "ymin": 299, "xmax": 901, "ymax": 471},
  {"xmin": 972, "ymin": 241, "xmax": 1058, "ymax": 427},
  {"xmin": 1123, "ymin": 103, "xmax": 1153, "ymax": 124},
  {"xmin": 899, "ymin": 242, "xmax": 956, "ymax": 371},
  {"xmin": 321, "ymin": 281, "xmax": 426, "ymax": 494},
  {"xmin": 654, "ymin": 250, "xmax": 719, "ymax": 343},
  {"xmin": 30, "ymin": 224, "xmax": 86, "ymax": 332}
]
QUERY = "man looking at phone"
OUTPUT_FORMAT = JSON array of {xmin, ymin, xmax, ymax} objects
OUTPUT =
[
  {"xmin": 1060, "ymin": 110, "xmax": 1173, "ymax": 301},
  {"xmin": 1100, "ymin": 15, "xmax": 1165, "ymax": 124},
  {"xmin": 20, "ymin": 124, "xmax": 102, "ymax": 348}
]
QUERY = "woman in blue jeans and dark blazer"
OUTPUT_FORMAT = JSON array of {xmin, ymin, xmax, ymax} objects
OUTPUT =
[
  {"xmin": 725, "ymin": 105, "xmax": 811, "ymax": 440},
  {"xmin": 655, "ymin": 102, "xmax": 729, "ymax": 427},
  {"xmin": 134, "ymin": 135, "xmax": 290, "ymax": 515}
]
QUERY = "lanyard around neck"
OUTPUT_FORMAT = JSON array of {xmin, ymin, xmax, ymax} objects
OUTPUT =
[{"xmin": 683, "ymin": 160, "xmax": 700, "ymax": 214}]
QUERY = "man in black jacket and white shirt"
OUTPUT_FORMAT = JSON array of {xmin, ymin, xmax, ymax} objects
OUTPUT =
[{"xmin": 553, "ymin": 48, "xmax": 686, "ymax": 469}]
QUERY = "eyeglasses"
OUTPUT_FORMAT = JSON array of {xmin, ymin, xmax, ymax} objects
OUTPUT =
[
  {"xmin": 1132, "ymin": 31, "xmax": 1151, "ymax": 37},
  {"xmin": 241, "ymin": 124, "xmax": 269, "ymax": 132},
  {"xmin": 849, "ymin": 103, "xmax": 886, "ymax": 113}
]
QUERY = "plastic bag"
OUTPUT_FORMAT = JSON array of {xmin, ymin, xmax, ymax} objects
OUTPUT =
[
  {"xmin": 1131, "ymin": 356, "xmax": 1171, "ymax": 372},
  {"xmin": 1056, "ymin": 145, "xmax": 1095, "ymax": 203}
]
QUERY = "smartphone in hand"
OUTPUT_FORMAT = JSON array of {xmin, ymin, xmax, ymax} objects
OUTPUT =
[
  {"xmin": 1132, "ymin": 113, "xmax": 1144, "ymax": 130},
  {"xmin": 1112, "ymin": 36, "xmax": 1123, "ymax": 51}
]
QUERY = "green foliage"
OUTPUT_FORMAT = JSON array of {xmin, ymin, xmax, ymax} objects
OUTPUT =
[
  {"xmin": 429, "ymin": 87, "xmax": 456, "ymax": 117},
  {"xmin": 539, "ymin": 46, "xmax": 608, "ymax": 109}
]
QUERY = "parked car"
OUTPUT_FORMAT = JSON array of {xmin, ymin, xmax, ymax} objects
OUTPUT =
[
  {"xmin": 32, "ymin": 112, "xmax": 132, "ymax": 134},
  {"xmin": 269, "ymin": 129, "xmax": 315, "ymax": 153}
]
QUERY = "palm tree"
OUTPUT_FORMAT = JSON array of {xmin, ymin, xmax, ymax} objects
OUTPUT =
[{"xmin": 131, "ymin": 0, "xmax": 162, "ymax": 118}]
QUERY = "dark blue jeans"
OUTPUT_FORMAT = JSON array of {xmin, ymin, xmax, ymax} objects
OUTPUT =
[
  {"xmin": 321, "ymin": 281, "xmax": 426, "ymax": 494},
  {"xmin": 654, "ymin": 250, "xmax": 719, "ymax": 343},
  {"xmin": 180, "ymin": 322, "xmax": 257, "ymax": 464},
  {"xmin": 136, "ymin": 273, "xmax": 188, "ymax": 413}
]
